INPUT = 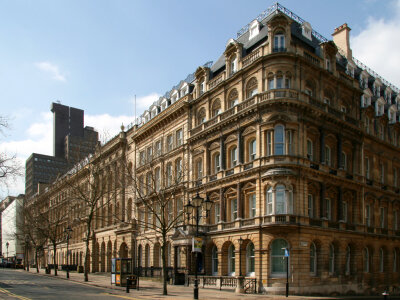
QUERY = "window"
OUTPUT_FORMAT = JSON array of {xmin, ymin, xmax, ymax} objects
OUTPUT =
[
  {"xmin": 342, "ymin": 202, "xmax": 348, "ymax": 222},
  {"xmin": 274, "ymin": 125, "xmax": 285, "ymax": 155},
  {"xmin": 199, "ymin": 80, "xmax": 205, "ymax": 95},
  {"xmin": 246, "ymin": 78, "xmax": 258, "ymax": 98},
  {"xmin": 363, "ymin": 247, "xmax": 369, "ymax": 272},
  {"xmin": 155, "ymin": 168, "xmax": 161, "ymax": 191},
  {"xmin": 166, "ymin": 163, "xmax": 172, "ymax": 186},
  {"xmin": 325, "ymin": 146, "xmax": 331, "ymax": 166},
  {"xmin": 266, "ymin": 185, "xmax": 292, "ymax": 215},
  {"xmin": 167, "ymin": 135, "xmax": 173, "ymax": 151},
  {"xmin": 268, "ymin": 78, "xmax": 274, "ymax": 90},
  {"xmin": 155, "ymin": 140, "xmax": 162, "ymax": 157},
  {"xmin": 212, "ymin": 100, "xmax": 221, "ymax": 117},
  {"xmin": 267, "ymin": 131, "xmax": 272, "ymax": 156},
  {"xmin": 146, "ymin": 172, "xmax": 152, "ymax": 194},
  {"xmin": 380, "ymin": 163, "xmax": 385, "ymax": 184},
  {"xmin": 310, "ymin": 242, "xmax": 317, "ymax": 275},
  {"xmin": 230, "ymin": 146, "xmax": 238, "ymax": 168},
  {"xmin": 228, "ymin": 245, "xmax": 235, "ymax": 276},
  {"xmin": 325, "ymin": 198, "xmax": 331, "ymax": 220},
  {"xmin": 229, "ymin": 55, "xmax": 237, "ymax": 76},
  {"xmin": 273, "ymin": 33, "xmax": 285, "ymax": 52},
  {"xmin": 212, "ymin": 246, "xmax": 218, "ymax": 275},
  {"xmin": 276, "ymin": 76, "xmax": 283, "ymax": 89},
  {"xmin": 365, "ymin": 117, "xmax": 370, "ymax": 134},
  {"xmin": 230, "ymin": 198, "xmax": 237, "ymax": 220},
  {"xmin": 215, "ymin": 202, "xmax": 220, "ymax": 223},
  {"xmin": 379, "ymin": 248, "xmax": 384, "ymax": 272},
  {"xmin": 341, "ymin": 152, "xmax": 347, "ymax": 170},
  {"xmin": 249, "ymin": 20, "xmax": 260, "ymax": 40},
  {"xmin": 394, "ymin": 211, "xmax": 398, "ymax": 231},
  {"xmin": 345, "ymin": 246, "xmax": 351, "ymax": 275},
  {"xmin": 307, "ymin": 139, "xmax": 313, "ymax": 160},
  {"xmin": 228, "ymin": 89, "xmax": 239, "ymax": 108},
  {"xmin": 380, "ymin": 207, "xmax": 385, "ymax": 228},
  {"xmin": 249, "ymin": 139, "xmax": 256, "ymax": 161},
  {"xmin": 147, "ymin": 146, "xmax": 152, "ymax": 162},
  {"xmin": 249, "ymin": 194, "xmax": 256, "ymax": 218},
  {"xmin": 197, "ymin": 109, "xmax": 206, "ymax": 125},
  {"xmin": 329, "ymin": 244, "xmax": 335, "ymax": 275},
  {"xmin": 325, "ymin": 58, "xmax": 331, "ymax": 72},
  {"xmin": 271, "ymin": 239, "xmax": 287, "ymax": 276},
  {"xmin": 176, "ymin": 129, "xmax": 183, "ymax": 147},
  {"xmin": 308, "ymin": 194, "xmax": 314, "ymax": 218},
  {"xmin": 394, "ymin": 250, "xmax": 398, "ymax": 272},
  {"xmin": 213, "ymin": 153, "xmax": 220, "ymax": 173},
  {"xmin": 365, "ymin": 204, "xmax": 371, "ymax": 227},
  {"xmin": 175, "ymin": 158, "xmax": 182, "ymax": 182},
  {"xmin": 246, "ymin": 242, "xmax": 255, "ymax": 276},
  {"xmin": 365, "ymin": 157, "xmax": 370, "ymax": 179},
  {"xmin": 139, "ymin": 151, "xmax": 145, "ymax": 165},
  {"xmin": 196, "ymin": 159, "xmax": 203, "ymax": 179}
]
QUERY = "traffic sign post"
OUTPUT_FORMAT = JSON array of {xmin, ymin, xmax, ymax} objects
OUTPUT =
[{"xmin": 283, "ymin": 248, "xmax": 289, "ymax": 297}]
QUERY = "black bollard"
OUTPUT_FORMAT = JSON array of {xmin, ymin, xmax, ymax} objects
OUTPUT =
[{"xmin": 126, "ymin": 277, "xmax": 131, "ymax": 293}]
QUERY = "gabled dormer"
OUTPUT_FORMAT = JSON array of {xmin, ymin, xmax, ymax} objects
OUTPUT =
[
  {"xmin": 224, "ymin": 39, "xmax": 243, "ymax": 77},
  {"xmin": 194, "ymin": 66, "xmax": 211, "ymax": 98},
  {"xmin": 384, "ymin": 87, "xmax": 393, "ymax": 103},
  {"xmin": 320, "ymin": 41, "xmax": 338, "ymax": 74},
  {"xmin": 179, "ymin": 81, "xmax": 190, "ymax": 98},
  {"xmin": 170, "ymin": 89, "xmax": 179, "ymax": 103},
  {"xmin": 389, "ymin": 104, "xmax": 397, "ymax": 124},
  {"xmin": 249, "ymin": 19, "xmax": 261, "ymax": 40},
  {"xmin": 301, "ymin": 22, "xmax": 312, "ymax": 41},
  {"xmin": 359, "ymin": 70, "xmax": 369, "ymax": 90},
  {"xmin": 373, "ymin": 78, "xmax": 382, "ymax": 97},
  {"xmin": 266, "ymin": 12, "xmax": 292, "ymax": 54}
]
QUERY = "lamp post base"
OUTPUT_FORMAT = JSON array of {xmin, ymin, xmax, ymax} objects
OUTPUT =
[
  {"xmin": 235, "ymin": 276, "xmax": 245, "ymax": 294},
  {"xmin": 194, "ymin": 279, "xmax": 199, "ymax": 299}
]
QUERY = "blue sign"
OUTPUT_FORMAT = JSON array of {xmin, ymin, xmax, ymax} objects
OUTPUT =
[{"xmin": 284, "ymin": 249, "xmax": 289, "ymax": 257}]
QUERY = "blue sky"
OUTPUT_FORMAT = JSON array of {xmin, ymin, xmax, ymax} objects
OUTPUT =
[{"xmin": 1, "ymin": 0, "xmax": 400, "ymax": 197}]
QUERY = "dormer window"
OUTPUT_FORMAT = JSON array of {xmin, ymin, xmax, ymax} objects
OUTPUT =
[
  {"xmin": 376, "ymin": 99, "xmax": 385, "ymax": 116},
  {"xmin": 273, "ymin": 32, "xmax": 285, "ymax": 52},
  {"xmin": 199, "ymin": 80, "xmax": 205, "ymax": 95},
  {"xmin": 249, "ymin": 20, "xmax": 260, "ymax": 40},
  {"xmin": 325, "ymin": 57, "xmax": 332, "ymax": 72},
  {"xmin": 229, "ymin": 55, "xmax": 237, "ymax": 76},
  {"xmin": 301, "ymin": 22, "xmax": 312, "ymax": 40}
]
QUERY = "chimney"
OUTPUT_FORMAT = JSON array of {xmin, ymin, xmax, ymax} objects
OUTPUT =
[{"xmin": 332, "ymin": 23, "xmax": 352, "ymax": 60}]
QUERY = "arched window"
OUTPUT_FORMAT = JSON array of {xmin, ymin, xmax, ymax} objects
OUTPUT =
[
  {"xmin": 341, "ymin": 152, "xmax": 347, "ymax": 170},
  {"xmin": 211, "ymin": 99, "xmax": 221, "ymax": 117},
  {"xmin": 228, "ymin": 89, "xmax": 238, "ymax": 109},
  {"xmin": 310, "ymin": 242, "xmax": 317, "ymax": 275},
  {"xmin": 246, "ymin": 78, "xmax": 258, "ymax": 98},
  {"xmin": 197, "ymin": 108, "xmax": 206, "ymax": 125},
  {"xmin": 228, "ymin": 244, "xmax": 235, "ymax": 276},
  {"xmin": 329, "ymin": 244, "xmax": 335, "ymax": 275},
  {"xmin": 275, "ymin": 185, "xmax": 286, "ymax": 214},
  {"xmin": 274, "ymin": 125, "xmax": 285, "ymax": 155},
  {"xmin": 246, "ymin": 242, "xmax": 255, "ymax": 276},
  {"xmin": 273, "ymin": 32, "xmax": 285, "ymax": 52},
  {"xmin": 345, "ymin": 246, "xmax": 351, "ymax": 275},
  {"xmin": 271, "ymin": 239, "xmax": 287, "ymax": 276},
  {"xmin": 212, "ymin": 246, "xmax": 218, "ymax": 275},
  {"xmin": 307, "ymin": 139, "xmax": 313, "ymax": 160},
  {"xmin": 363, "ymin": 247, "xmax": 369, "ymax": 273},
  {"xmin": 379, "ymin": 248, "xmax": 384, "ymax": 272},
  {"xmin": 266, "ymin": 187, "xmax": 273, "ymax": 215},
  {"xmin": 324, "ymin": 145, "xmax": 331, "ymax": 166},
  {"xmin": 229, "ymin": 146, "xmax": 238, "ymax": 168},
  {"xmin": 248, "ymin": 139, "xmax": 256, "ymax": 161}
]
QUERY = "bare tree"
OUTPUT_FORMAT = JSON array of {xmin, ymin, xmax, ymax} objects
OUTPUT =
[
  {"xmin": 124, "ymin": 157, "xmax": 187, "ymax": 296},
  {"xmin": 0, "ymin": 116, "xmax": 22, "ymax": 187},
  {"xmin": 66, "ymin": 152, "xmax": 123, "ymax": 282}
]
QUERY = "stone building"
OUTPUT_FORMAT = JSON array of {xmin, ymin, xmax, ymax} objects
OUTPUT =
[{"xmin": 28, "ymin": 3, "xmax": 400, "ymax": 296}]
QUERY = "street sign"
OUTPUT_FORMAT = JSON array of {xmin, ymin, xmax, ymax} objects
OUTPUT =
[
  {"xmin": 192, "ymin": 237, "xmax": 202, "ymax": 253},
  {"xmin": 284, "ymin": 248, "xmax": 289, "ymax": 257}
]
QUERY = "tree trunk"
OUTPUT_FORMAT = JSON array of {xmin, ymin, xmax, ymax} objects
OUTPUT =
[
  {"xmin": 53, "ymin": 243, "xmax": 57, "ymax": 276},
  {"xmin": 84, "ymin": 226, "xmax": 91, "ymax": 282},
  {"xmin": 35, "ymin": 249, "xmax": 39, "ymax": 273},
  {"xmin": 162, "ymin": 233, "xmax": 168, "ymax": 295}
]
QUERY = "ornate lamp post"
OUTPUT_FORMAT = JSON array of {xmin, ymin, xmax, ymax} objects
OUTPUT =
[
  {"xmin": 64, "ymin": 226, "xmax": 73, "ymax": 279},
  {"xmin": 185, "ymin": 192, "xmax": 213, "ymax": 300}
]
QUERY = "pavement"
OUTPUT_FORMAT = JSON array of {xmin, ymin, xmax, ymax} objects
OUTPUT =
[{"xmin": 19, "ymin": 268, "xmax": 398, "ymax": 300}]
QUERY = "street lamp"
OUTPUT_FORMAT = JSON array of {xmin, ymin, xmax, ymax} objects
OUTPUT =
[
  {"xmin": 25, "ymin": 235, "xmax": 30, "ymax": 271},
  {"xmin": 185, "ymin": 193, "xmax": 213, "ymax": 300},
  {"xmin": 64, "ymin": 226, "xmax": 73, "ymax": 279},
  {"xmin": 6, "ymin": 242, "xmax": 9, "ymax": 260}
]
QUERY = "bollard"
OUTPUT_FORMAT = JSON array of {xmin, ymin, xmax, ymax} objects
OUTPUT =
[
  {"xmin": 382, "ymin": 291, "xmax": 389, "ymax": 300},
  {"xmin": 126, "ymin": 277, "xmax": 131, "ymax": 293}
]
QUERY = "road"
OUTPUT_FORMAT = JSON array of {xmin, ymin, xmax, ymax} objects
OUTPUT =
[{"xmin": 0, "ymin": 269, "xmax": 132, "ymax": 300}]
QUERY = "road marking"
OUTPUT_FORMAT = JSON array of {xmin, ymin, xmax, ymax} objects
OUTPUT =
[
  {"xmin": 101, "ymin": 293, "xmax": 141, "ymax": 300},
  {"xmin": 0, "ymin": 287, "xmax": 32, "ymax": 300}
]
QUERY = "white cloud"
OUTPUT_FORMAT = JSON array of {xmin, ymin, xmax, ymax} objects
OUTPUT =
[
  {"xmin": 85, "ymin": 114, "xmax": 133, "ymax": 143},
  {"xmin": 130, "ymin": 92, "xmax": 162, "ymax": 113},
  {"xmin": 35, "ymin": 61, "xmax": 66, "ymax": 82},
  {"xmin": 351, "ymin": 0, "xmax": 400, "ymax": 87}
]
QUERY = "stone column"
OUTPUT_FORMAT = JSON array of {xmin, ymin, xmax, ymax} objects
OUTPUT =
[
  {"xmin": 320, "ymin": 128, "xmax": 325, "ymax": 164},
  {"xmin": 320, "ymin": 183, "xmax": 326, "ymax": 218},
  {"xmin": 237, "ymin": 129, "xmax": 243, "ymax": 164},
  {"xmin": 337, "ymin": 134, "xmax": 343, "ymax": 169},
  {"xmin": 220, "ymin": 188, "xmax": 226, "ymax": 222},
  {"xmin": 220, "ymin": 136, "xmax": 225, "ymax": 170},
  {"xmin": 237, "ymin": 183, "xmax": 242, "ymax": 219},
  {"xmin": 337, "ymin": 186, "xmax": 343, "ymax": 221}
]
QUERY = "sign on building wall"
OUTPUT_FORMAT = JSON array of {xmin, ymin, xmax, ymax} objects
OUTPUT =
[{"xmin": 192, "ymin": 237, "xmax": 202, "ymax": 253}]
